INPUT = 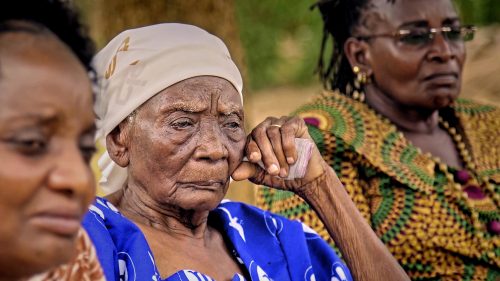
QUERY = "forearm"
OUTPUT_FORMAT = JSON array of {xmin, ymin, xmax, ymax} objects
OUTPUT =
[{"xmin": 297, "ymin": 163, "xmax": 409, "ymax": 281}]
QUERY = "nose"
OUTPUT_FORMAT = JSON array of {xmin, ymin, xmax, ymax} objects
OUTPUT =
[
  {"xmin": 47, "ymin": 141, "xmax": 94, "ymax": 198},
  {"xmin": 194, "ymin": 121, "xmax": 228, "ymax": 161},
  {"xmin": 427, "ymin": 32, "xmax": 457, "ymax": 63}
]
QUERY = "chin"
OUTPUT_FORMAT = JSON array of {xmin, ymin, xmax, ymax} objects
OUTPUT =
[
  {"xmin": 29, "ymin": 232, "xmax": 77, "ymax": 269},
  {"xmin": 429, "ymin": 89, "xmax": 460, "ymax": 109},
  {"xmin": 3, "ymin": 236, "xmax": 77, "ymax": 279},
  {"xmin": 432, "ymin": 96, "xmax": 455, "ymax": 108},
  {"xmin": 191, "ymin": 197, "xmax": 225, "ymax": 211}
]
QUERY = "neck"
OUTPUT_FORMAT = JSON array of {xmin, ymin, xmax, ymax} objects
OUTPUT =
[
  {"xmin": 364, "ymin": 85, "xmax": 439, "ymax": 134},
  {"xmin": 111, "ymin": 183, "xmax": 211, "ymax": 239}
]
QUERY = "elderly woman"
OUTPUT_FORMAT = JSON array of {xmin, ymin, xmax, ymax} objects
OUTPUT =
[
  {"xmin": 83, "ymin": 23, "xmax": 409, "ymax": 281},
  {"xmin": 258, "ymin": 0, "xmax": 500, "ymax": 280},
  {"xmin": 0, "ymin": 0, "xmax": 104, "ymax": 280}
]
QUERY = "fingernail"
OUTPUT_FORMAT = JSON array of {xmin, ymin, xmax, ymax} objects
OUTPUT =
[
  {"xmin": 250, "ymin": 152, "xmax": 259, "ymax": 161},
  {"xmin": 268, "ymin": 164, "xmax": 279, "ymax": 174},
  {"xmin": 287, "ymin": 157, "xmax": 295, "ymax": 164},
  {"xmin": 280, "ymin": 168, "xmax": 288, "ymax": 178}
]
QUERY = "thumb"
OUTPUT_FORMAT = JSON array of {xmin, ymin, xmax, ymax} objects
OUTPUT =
[{"xmin": 231, "ymin": 161, "xmax": 260, "ymax": 181}]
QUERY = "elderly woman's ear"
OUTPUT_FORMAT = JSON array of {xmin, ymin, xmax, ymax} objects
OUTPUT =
[{"xmin": 106, "ymin": 120, "xmax": 133, "ymax": 167}]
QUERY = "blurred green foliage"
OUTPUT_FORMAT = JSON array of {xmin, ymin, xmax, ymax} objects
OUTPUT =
[
  {"xmin": 455, "ymin": 0, "xmax": 500, "ymax": 25},
  {"xmin": 235, "ymin": 0, "xmax": 500, "ymax": 91},
  {"xmin": 235, "ymin": 0, "xmax": 323, "ymax": 91}
]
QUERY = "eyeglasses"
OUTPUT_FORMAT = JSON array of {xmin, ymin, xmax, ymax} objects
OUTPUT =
[{"xmin": 356, "ymin": 25, "xmax": 476, "ymax": 46}]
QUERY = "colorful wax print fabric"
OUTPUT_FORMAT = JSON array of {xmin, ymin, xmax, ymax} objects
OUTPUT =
[{"xmin": 258, "ymin": 91, "xmax": 500, "ymax": 281}]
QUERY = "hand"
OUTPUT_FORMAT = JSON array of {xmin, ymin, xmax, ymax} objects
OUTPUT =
[{"xmin": 232, "ymin": 116, "xmax": 328, "ymax": 192}]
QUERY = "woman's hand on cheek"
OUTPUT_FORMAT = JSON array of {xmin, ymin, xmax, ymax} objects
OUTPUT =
[{"xmin": 231, "ymin": 116, "xmax": 328, "ymax": 192}]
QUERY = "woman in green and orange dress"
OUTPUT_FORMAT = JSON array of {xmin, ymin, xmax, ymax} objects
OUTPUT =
[{"xmin": 257, "ymin": 0, "xmax": 499, "ymax": 280}]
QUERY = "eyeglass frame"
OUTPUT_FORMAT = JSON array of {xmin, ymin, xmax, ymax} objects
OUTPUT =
[{"xmin": 355, "ymin": 25, "xmax": 477, "ymax": 45}]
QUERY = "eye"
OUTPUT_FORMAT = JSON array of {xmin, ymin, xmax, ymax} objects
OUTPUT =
[
  {"xmin": 444, "ymin": 26, "xmax": 469, "ymax": 42},
  {"xmin": 171, "ymin": 118, "xmax": 195, "ymax": 130},
  {"xmin": 398, "ymin": 29, "xmax": 431, "ymax": 45},
  {"xmin": 79, "ymin": 144, "xmax": 97, "ymax": 163},
  {"xmin": 11, "ymin": 137, "xmax": 48, "ymax": 156},
  {"xmin": 222, "ymin": 116, "xmax": 242, "ymax": 131},
  {"xmin": 225, "ymin": 121, "xmax": 241, "ymax": 129}
]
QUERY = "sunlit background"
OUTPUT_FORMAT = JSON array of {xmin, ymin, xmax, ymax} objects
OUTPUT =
[{"xmin": 77, "ymin": 0, "xmax": 500, "ymax": 203}]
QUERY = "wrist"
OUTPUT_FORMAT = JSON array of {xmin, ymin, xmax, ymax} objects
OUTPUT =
[{"xmin": 296, "ymin": 160, "xmax": 332, "ymax": 199}]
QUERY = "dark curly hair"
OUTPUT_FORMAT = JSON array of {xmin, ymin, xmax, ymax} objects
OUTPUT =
[
  {"xmin": 0, "ymin": 0, "xmax": 95, "ymax": 72},
  {"xmin": 313, "ymin": 0, "xmax": 394, "ymax": 92}
]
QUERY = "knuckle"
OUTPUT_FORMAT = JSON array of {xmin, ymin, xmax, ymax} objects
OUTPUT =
[
  {"xmin": 264, "ymin": 116, "xmax": 278, "ymax": 123},
  {"xmin": 279, "ymin": 115, "xmax": 289, "ymax": 122},
  {"xmin": 251, "ymin": 126, "xmax": 266, "ymax": 139},
  {"xmin": 292, "ymin": 116, "xmax": 305, "ymax": 125},
  {"xmin": 266, "ymin": 127, "xmax": 281, "ymax": 139},
  {"xmin": 281, "ymin": 125, "xmax": 295, "ymax": 136}
]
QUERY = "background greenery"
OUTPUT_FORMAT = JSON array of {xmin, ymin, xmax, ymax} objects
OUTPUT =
[{"xmin": 235, "ymin": 0, "xmax": 500, "ymax": 92}]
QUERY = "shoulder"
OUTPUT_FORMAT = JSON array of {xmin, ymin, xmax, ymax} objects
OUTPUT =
[
  {"xmin": 293, "ymin": 91, "xmax": 390, "ymax": 151},
  {"xmin": 216, "ymin": 200, "xmax": 306, "ymax": 233},
  {"xmin": 453, "ymin": 99, "xmax": 500, "ymax": 180},
  {"xmin": 216, "ymin": 200, "xmax": 334, "ymax": 244},
  {"xmin": 83, "ymin": 197, "xmax": 124, "ymax": 229},
  {"xmin": 215, "ymin": 201, "xmax": 352, "ymax": 281},
  {"xmin": 453, "ymin": 98, "xmax": 499, "ymax": 116},
  {"xmin": 453, "ymin": 98, "xmax": 500, "ymax": 131},
  {"xmin": 82, "ymin": 197, "xmax": 159, "ymax": 281},
  {"xmin": 294, "ymin": 91, "xmax": 364, "ymax": 132},
  {"xmin": 216, "ymin": 201, "xmax": 345, "ymax": 253}
]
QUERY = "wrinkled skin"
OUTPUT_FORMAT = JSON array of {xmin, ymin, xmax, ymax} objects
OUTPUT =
[
  {"xmin": 0, "ymin": 32, "xmax": 96, "ymax": 280},
  {"xmin": 107, "ymin": 75, "xmax": 326, "ymax": 224},
  {"xmin": 107, "ymin": 75, "xmax": 329, "ymax": 280},
  {"xmin": 109, "ymin": 76, "xmax": 246, "ymax": 216},
  {"xmin": 107, "ymin": 76, "xmax": 247, "ymax": 279}
]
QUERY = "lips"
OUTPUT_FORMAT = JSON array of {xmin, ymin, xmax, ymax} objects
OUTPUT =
[
  {"xmin": 30, "ymin": 206, "xmax": 82, "ymax": 237},
  {"xmin": 178, "ymin": 180, "xmax": 226, "ymax": 191},
  {"xmin": 423, "ymin": 72, "xmax": 459, "ymax": 85}
]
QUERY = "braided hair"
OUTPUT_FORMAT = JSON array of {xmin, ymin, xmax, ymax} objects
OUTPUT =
[
  {"xmin": 313, "ymin": 0, "xmax": 393, "ymax": 93},
  {"xmin": 0, "ymin": 0, "xmax": 95, "ymax": 72}
]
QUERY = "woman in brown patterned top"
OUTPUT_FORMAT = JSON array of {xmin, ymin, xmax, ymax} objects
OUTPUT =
[
  {"xmin": 258, "ymin": 0, "xmax": 499, "ymax": 280},
  {"xmin": 0, "ymin": 0, "xmax": 103, "ymax": 280}
]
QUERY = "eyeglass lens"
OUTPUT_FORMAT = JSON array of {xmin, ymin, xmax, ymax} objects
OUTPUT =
[{"xmin": 399, "ymin": 26, "xmax": 475, "ymax": 45}]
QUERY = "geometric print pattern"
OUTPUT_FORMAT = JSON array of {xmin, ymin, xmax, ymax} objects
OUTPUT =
[{"xmin": 257, "ymin": 91, "xmax": 500, "ymax": 280}]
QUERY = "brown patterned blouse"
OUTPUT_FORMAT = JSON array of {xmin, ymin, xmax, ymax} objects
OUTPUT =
[
  {"xmin": 25, "ymin": 228, "xmax": 105, "ymax": 281},
  {"xmin": 257, "ymin": 91, "xmax": 500, "ymax": 281}
]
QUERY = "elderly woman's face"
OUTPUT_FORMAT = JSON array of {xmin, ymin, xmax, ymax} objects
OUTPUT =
[
  {"xmin": 0, "ymin": 33, "xmax": 95, "ymax": 277},
  {"xmin": 126, "ymin": 76, "xmax": 245, "ymax": 211}
]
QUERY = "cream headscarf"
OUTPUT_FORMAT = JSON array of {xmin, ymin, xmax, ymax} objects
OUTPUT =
[{"xmin": 93, "ymin": 23, "xmax": 243, "ymax": 195}]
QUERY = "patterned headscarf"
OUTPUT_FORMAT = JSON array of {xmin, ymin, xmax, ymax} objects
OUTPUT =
[{"xmin": 93, "ymin": 23, "xmax": 243, "ymax": 194}]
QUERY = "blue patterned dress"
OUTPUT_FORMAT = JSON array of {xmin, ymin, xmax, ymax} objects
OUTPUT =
[{"xmin": 83, "ymin": 197, "xmax": 352, "ymax": 281}]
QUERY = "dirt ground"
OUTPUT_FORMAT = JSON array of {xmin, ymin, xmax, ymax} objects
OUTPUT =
[{"xmin": 226, "ymin": 25, "xmax": 500, "ymax": 204}]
